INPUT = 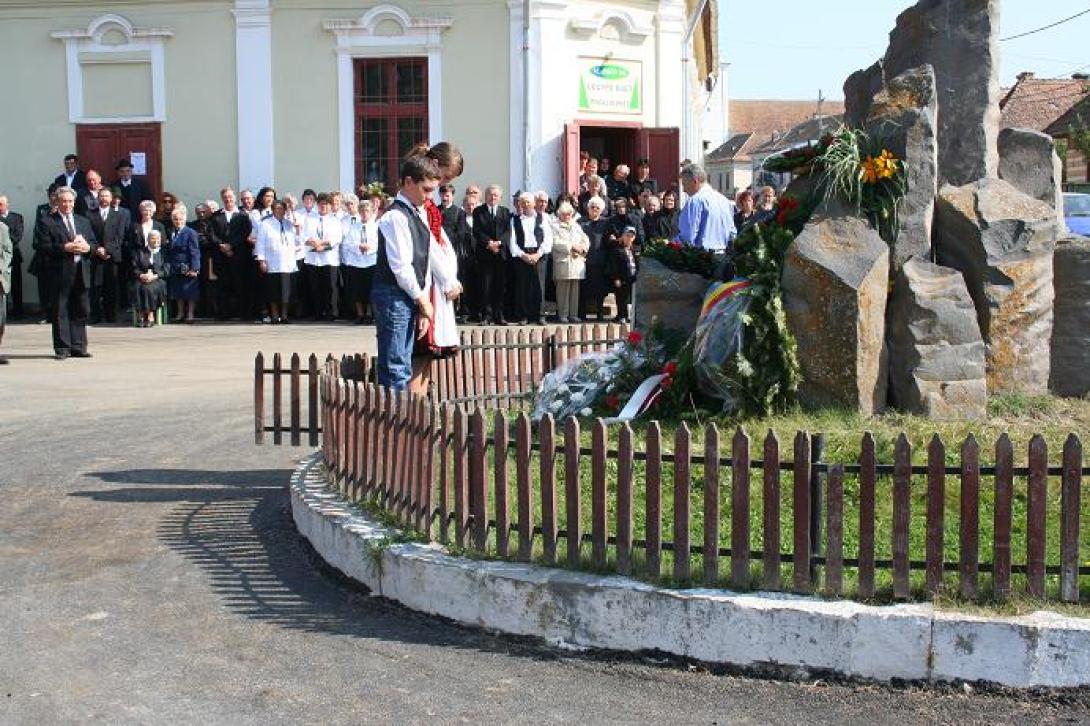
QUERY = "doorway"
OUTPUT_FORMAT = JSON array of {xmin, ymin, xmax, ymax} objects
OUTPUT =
[
  {"xmin": 75, "ymin": 123, "xmax": 162, "ymax": 202},
  {"xmin": 561, "ymin": 121, "xmax": 679, "ymax": 196}
]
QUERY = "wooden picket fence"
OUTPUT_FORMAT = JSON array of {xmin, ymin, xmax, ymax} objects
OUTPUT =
[{"xmin": 257, "ymin": 330, "xmax": 1090, "ymax": 605}]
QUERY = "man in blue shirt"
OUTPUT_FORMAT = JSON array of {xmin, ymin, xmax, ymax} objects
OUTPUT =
[{"xmin": 677, "ymin": 163, "xmax": 737, "ymax": 253}]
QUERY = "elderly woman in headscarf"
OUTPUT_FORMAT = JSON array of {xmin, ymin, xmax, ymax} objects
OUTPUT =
[{"xmin": 130, "ymin": 228, "xmax": 168, "ymax": 327}]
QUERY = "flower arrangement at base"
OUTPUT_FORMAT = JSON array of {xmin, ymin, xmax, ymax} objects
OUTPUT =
[{"xmin": 531, "ymin": 329, "xmax": 668, "ymax": 422}]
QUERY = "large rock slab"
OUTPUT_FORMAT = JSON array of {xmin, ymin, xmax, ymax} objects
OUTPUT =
[
  {"xmin": 864, "ymin": 64, "xmax": 938, "ymax": 268},
  {"xmin": 888, "ymin": 257, "xmax": 987, "ymax": 419},
  {"xmin": 934, "ymin": 178, "xmax": 1058, "ymax": 393},
  {"xmin": 783, "ymin": 216, "xmax": 889, "ymax": 414},
  {"xmin": 1049, "ymin": 236, "xmax": 1090, "ymax": 397},
  {"xmin": 998, "ymin": 127, "xmax": 1065, "ymax": 231},
  {"xmin": 844, "ymin": 0, "xmax": 1001, "ymax": 187},
  {"xmin": 635, "ymin": 257, "xmax": 708, "ymax": 332}
]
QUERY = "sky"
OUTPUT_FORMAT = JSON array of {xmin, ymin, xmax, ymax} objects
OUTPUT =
[{"xmin": 719, "ymin": 1, "xmax": 1090, "ymax": 100}]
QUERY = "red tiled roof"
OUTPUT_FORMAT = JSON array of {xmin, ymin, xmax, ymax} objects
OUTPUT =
[
  {"xmin": 999, "ymin": 74, "xmax": 1090, "ymax": 133},
  {"xmin": 730, "ymin": 99, "xmax": 845, "ymax": 139}
]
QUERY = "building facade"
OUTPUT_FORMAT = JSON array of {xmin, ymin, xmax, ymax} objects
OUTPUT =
[{"xmin": 0, "ymin": 0, "xmax": 715, "ymax": 278}]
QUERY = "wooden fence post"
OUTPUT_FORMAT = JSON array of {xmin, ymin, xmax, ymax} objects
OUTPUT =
[
  {"xmin": 308, "ymin": 354, "xmax": 319, "ymax": 447},
  {"xmin": 272, "ymin": 353, "xmax": 283, "ymax": 446},
  {"xmin": 565, "ymin": 417, "xmax": 582, "ymax": 567},
  {"xmin": 290, "ymin": 353, "xmax": 301, "ymax": 446},
  {"xmin": 674, "ymin": 423, "xmax": 692, "ymax": 583},
  {"xmin": 762, "ymin": 430, "xmax": 780, "ymax": 590},
  {"xmin": 254, "ymin": 353, "xmax": 265, "ymax": 445},
  {"xmin": 1061, "ymin": 434, "xmax": 1082, "ymax": 603},
  {"xmin": 617, "ymin": 422, "xmax": 634, "ymax": 577},
  {"xmin": 470, "ymin": 408, "xmax": 488, "ymax": 551},
  {"xmin": 792, "ymin": 431, "xmax": 811, "ymax": 593},
  {"xmin": 893, "ymin": 434, "xmax": 912, "ymax": 600},
  {"xmin": 926, "ymin": 434, "xmax": 946, "ymax": 595},
  {"xmin": 1027, "ymin": 435, "xmax": 1048, "ymax": 599},
  {"xmin": 540, "ymin": 414, "xmax": 558, "ymax": 564},
  {"xmin": 731, "ymin": 427, "xmax": 750, "ymax": 589},
  {"xmin": 591, "ymin": 419, "xmax": 608, "ymax": 569},
  {"xmin": 453, "ymin": 406, "xmax": 469, "ymax": 548},
  {"xmin": 494, "ymin": 410, "xmax": 510, "ymax": 557},
  {"xmin": 645, "ymin": 422, "xmax": 663, "ymax": 579},
  {"xmin": 515, "ymin": 413, "xmax": 532, "ymax": 562},
  {"xmin": 703, "ymin": 424, "xmax": 720, "ymax": 586},
  {"xmin": 993, "ymin": 433, "xmax": 1013, "ymax": 600},
  {"xmin": 858, "ymin": 432, "xmax": 877, "ymax": 598},
  {"xmin": 825, "ymin": 464, "xmax": 844, "ymax": 596},
  {"xmin": 959, "ymin": 435, "xmax": 980, "ymax": 600}
]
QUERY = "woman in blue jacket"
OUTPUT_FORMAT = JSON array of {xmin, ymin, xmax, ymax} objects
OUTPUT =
[{"xmin": 165, "ymin": 205, "xmax": 201, "ymax": 323}]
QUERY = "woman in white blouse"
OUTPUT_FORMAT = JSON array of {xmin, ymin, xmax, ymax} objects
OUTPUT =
[
  {"xmin": 302, "ymin": 192, "xmax": 344, "ymax": 321},
  {"xmin": 255, "ymin": 199, "xmax": 301, "ymax": 324},
  {"xmin": 339, "ymin": 194, "xmax": 379, "ymax": 325}
]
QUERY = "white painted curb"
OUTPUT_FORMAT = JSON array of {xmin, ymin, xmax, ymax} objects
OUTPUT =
[{"xmin": 290, "ymin": 453, "xmax": 1090, "ymax": 688}]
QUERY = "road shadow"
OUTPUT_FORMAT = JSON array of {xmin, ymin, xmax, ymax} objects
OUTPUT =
[{"xmin": 71, "ymin": 468, "xmax": 559, "ymax": 660}]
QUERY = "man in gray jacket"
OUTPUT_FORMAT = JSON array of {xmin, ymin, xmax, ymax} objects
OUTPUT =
[{"xmin": 0, "ymin": 218, "xmax": 12, "ymax": 364}]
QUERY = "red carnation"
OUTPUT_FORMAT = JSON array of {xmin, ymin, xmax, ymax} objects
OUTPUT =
[
  {"xmin": 662, "ymin": 361, "xmax": 678, "ymax": 377},
  {"xmin": 606, "ymin": 393, "xmax": 621, "ymax": 410},
  {"xmin": 660, "ymin": 377, "xmax": 673, "ymax": 390},
  {"xmin": 627, "ymin": 330, "xmax": 643, "ymax": 345},
  {"xmin": 669, "ymin": 240, "xmax": 683, "ymax": 250},
  {"xmin": 776, "ymin": 197, "xmax": 800, "ymax": 226}
]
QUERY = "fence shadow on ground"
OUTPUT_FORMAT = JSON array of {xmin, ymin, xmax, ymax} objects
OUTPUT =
[{"xmin": 69, "ymin": 468, "xmax": 562, "ymax": 662}]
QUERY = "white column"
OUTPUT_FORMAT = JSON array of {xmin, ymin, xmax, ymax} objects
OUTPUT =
[
  {"xmin": 507, "ymin": 0, "xmax": 525, "ymax": 194},
  {"xmin": 527, "ymin": 1, "xmax": 568, "ymax": 196},
  {"xmin": 656, "ymin": 0, "xmax": 685, "ymax": 130},
  {"xmin": 336, "ymin": 50, "xmax": 355, "ymax": 192},
  {"xmin": 233, "ymin": 0, "xmax": 275, "ymax": 188}
]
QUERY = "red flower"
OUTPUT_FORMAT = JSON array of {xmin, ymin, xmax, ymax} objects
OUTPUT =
[
  {"xmin": 627, "ymin": 330, "xmax": 643, "ymax": 345},
  {"xmin": 776, "ymin": 197, "xmax": 800, "ymax": 226},
  {"xmin": 606, "ymin": 393, "xmax": 621, "ymax": 410},
  {"xmin": 660, "ymin": 377, "xmax": 673, "ymax": 390},
  {"xmin": 662, "ymin": 361, "xmax": 678, "ymax": 377},
  {"xmin": 669, "ymin": 240, "xmax": 683, "ymax": 250}
]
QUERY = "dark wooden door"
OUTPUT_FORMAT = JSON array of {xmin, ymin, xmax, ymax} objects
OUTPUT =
[
  {"xmin": 562, "ymin": 122, "xmax": 582, "ymax": 195},
  {"xmin": 75, "ymin": 123, "xmax": 163, "ymax": 202},
  {"xmin": 639, "ymin": 127, "xmax": 680, "ymax": 193}
]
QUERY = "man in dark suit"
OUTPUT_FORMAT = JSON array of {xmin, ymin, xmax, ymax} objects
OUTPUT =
[
  {"xmin": 439, "ymin": 183, "xmax": 472, "ymax": 322},
  {"xmin": 0, "ymin": 195, "xmax": 25, "ymax": 317},
  {"xmin": 114, "ymin": 158, "xmax": 153, "ymax": 214},
  {"xmin": 208, "ymin": 186, "xmax": 251, "ymax": 320},
  {"xmin": 87, "ymin": 187, "xmax": 131, "ymax": 323},
  {"xmin": 32, "ymin": 185, "xmax": 97, "ymax": 358},
  {"xmin": 74, "ymin": 169, "xmax": 104, "ymax": 216},
  {"xmin": 471, "ymin": 184, "xmax": 512, "ymax": 325},
  {"xmin": 53, "ymin": 154, "xmax": 87, "ymax": 195}
]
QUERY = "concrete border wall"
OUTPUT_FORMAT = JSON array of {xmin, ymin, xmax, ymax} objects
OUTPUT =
[{"xmin": 290, "ymin": 453, "xmax": 1090, "ymax": 688}]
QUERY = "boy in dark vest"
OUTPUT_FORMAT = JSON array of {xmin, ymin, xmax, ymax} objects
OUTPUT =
[
  {"xmin": 371, "ymin": 156, "xmax": 441, "ymax": 390},
  {"xmin": 508, "ymin": 191, "xmax": 552, "ymax": 324}
]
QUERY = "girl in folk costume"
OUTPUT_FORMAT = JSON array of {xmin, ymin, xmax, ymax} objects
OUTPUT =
[{"xmin": 409, "ymin": 142, "xmax": 465, "ymax": 394}]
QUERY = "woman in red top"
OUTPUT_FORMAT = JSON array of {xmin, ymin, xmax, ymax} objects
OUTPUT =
[{"xmin": 408, "ymin": 142, "xmax": 465, "ymax": 395}]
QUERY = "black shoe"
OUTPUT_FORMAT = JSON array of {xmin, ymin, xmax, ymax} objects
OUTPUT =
[
  {"xmin": 353, "ymin": 317, "xmax": 365, "ymax": 325},
  {"xmin": 536, "ymin": 317, "xmax": 547, "ymax": 325},
  {"xmin": 71, "ymin": 350, "xmax": 93, "ymax": 358},
  {"xmin": 0, "ymin": 356, "xmax": 9, "ymax": 365},
  {"xmin": 280, "ymin": 318, "xmax": 291, "ymax": 324},
  {"xmin": 54, "ymin": 351, "xmax": 69, "ymax": 360},
  {"xmin": 494, "ymin": 318, "xmax": 508, "ymax": 326}
]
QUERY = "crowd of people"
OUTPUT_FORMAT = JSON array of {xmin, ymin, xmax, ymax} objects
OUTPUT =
[{"xmin": 0, "ymin": 147, "xmax": 753, "ymax": 367}]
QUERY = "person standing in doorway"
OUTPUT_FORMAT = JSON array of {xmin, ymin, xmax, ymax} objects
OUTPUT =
[{"xmin": 114, "ymin": 158, "xmax": 153, "ymax": 214}]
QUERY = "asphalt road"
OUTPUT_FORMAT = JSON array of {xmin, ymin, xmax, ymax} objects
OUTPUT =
[{"xmin": 2, "ymin": 321, "xmax": 1088, "ymax": 724}]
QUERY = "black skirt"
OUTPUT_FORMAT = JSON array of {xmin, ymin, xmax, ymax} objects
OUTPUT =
[
  {"xmin": 342, "ymin": 265, "xmax": 375, "ymax": 307},
  {"xmin": 132, "ymin": 279, "xmax": 167, "ymax": 313},
  {"xmin": 263, "ymin": 272, "xmax": 294, "ymax": 305}
]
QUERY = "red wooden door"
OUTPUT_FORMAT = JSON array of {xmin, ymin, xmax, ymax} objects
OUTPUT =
[
  {"xmin": 562, "ymin": 122, "xmax": 582, "ymax": 195},
  {"xmin": 75, "ymin": 123, "xmax": 162, "ymax": 202},
  {"xmin": 640, "ymin": 127, "xmax": 680, "ymax": 193}
]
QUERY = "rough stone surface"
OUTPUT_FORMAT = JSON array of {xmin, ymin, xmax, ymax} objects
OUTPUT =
[
  {"xmin": 864, "ymin": 65, "xmax": 939, "ymax": 269},
  {"xmin": 1049, "ymin": 236, "xmax": 1090, "ymax": 397},
  {"xmin": 887, "ymin": 257, "xmax": 986, "ymax": 419},
  {"xmin": 294, "ymin": 452, "xmax": 1090, "ymax": 688},
  {"xmin": 782, "ymin": 215, "xmax": 889, "ymax": 414},
  {"xmin": 635, "ymin": 257, "xmax": 709, "ymax": 332},
  {"xmin": 998, "ymin": 127, "xmax": 1066, "ymax": 231},
  {"xmin": 934, "ymin": 179, "xmax": 1057, "ymax": 394},
  {"xmin": 844, "ymin": 0, "xmax": 1001, "ymax": 187}
]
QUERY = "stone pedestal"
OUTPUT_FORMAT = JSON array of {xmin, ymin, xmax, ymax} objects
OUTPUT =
[
  {"xmin": 1050, "ymin": 236, "xmax": 1090, "ymax": 397},
  {"xmin": 783, "ymin": 215, "xmax": 889, "ymax": 415},
  {"xmin": 635, "ymin": 257, "xmax": 708, "ymax": 332}
]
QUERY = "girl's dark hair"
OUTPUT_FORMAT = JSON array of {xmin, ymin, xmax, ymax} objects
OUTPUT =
[
  {"xmin": 406, "ymin": 141, "xmax": 464, "ymax": 178},
  {"xmin": 256, "ymin": 186, "xmax": 277, "ymax": 210}
]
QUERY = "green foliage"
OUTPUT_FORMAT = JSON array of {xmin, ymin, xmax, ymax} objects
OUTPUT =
[
  {"xmin": 641, "ymin": 237, "xmax": 719, "ymax": 279},
  {"xmin": 1068, "ymin": 114, "xmax": 1090, "ymax": 162},
  {"xmin": 721, "ymin": 224, "xmax": 801, "ymax": 418}
]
